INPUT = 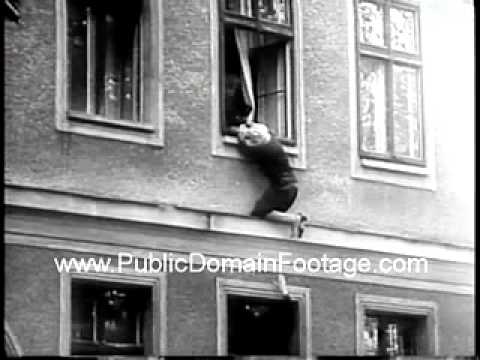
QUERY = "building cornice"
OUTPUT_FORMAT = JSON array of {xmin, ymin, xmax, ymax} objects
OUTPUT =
[{"xmin": 4, "ymin": 183, "xmax": 473, "ymax": 265}]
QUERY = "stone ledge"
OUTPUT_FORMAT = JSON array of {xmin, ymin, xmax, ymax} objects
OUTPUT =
[{"xmin": 3, "ymin": 183, "xmax": 474, "ymax": 264}]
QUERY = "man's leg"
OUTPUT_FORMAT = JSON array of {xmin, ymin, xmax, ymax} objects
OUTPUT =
[{"xmin": 251, "ymin": 186, "xmax": 308, "ymax": 238}]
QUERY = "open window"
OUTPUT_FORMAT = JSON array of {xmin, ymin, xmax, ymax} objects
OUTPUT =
[
  {"xmin": 216, "ymin": 278, "xmax": 311, "ymax": 357},
  {"xmin": 228, "ymin": 295, "xmax": 300, "ymax": 355},
  {"xmin": 220, "ymin": 0, "xmax": 296, "ymax": 145}
]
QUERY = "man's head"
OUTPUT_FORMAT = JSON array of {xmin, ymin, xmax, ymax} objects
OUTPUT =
[{"xmin": 238, "ymin": 123, "xmax": 271, "ymax": 146}]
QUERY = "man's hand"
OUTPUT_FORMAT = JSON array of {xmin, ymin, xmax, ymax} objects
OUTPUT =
[{"xmin": 228, "ymin": 125, "xmax": 240, "ymax": 135}]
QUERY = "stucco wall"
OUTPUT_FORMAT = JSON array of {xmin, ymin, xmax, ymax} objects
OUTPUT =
[
  {"xmin": 5, "ymin": 245, "xmax": 474, "ymax": 356},
  {"xmin": 4, "ymin": 0, "xmax": 474, "ymax": 249}
]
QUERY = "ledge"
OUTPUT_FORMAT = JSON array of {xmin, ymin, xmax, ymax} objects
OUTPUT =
[{"xmin": 4, "ymin": 183, "xmax": 473, "ymax": 264}]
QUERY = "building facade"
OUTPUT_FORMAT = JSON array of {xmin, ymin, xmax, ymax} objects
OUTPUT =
[{"xmin": 4, "ymin": 0, "xmax": 474, "ymax": 357}]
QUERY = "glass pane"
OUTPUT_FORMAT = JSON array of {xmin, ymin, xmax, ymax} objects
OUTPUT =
[
  {"xmin": 94, "ymin": 1, "xmax": 141, "ymax": 121},
  {"xmin": 359, "ymin": 57, "xmax": 387, "ymax": 154},
  {"xmin": 393, "ymin": 65, "xmax": 421, "ymax": 159},
  {"xmin": 365, "ymin": 312, "xmax": 426, "ymax": 356},
  {"xmin": 71, "ymin": 281, "xmax": 150, "ymax": 356},
  {"xmin": 99, "ymin": 289, "xmax": 140, "ymax": 344},
  {"xmin": 67, "ymin": 1, "xmax": 88, "ymax": 112},
  {"xmin": 358, "ymin": 1, "xmax": 385, "ymax": 47},
  {"xmin": 257, "ymin": 0, "xmax": 290, "ymax": 24},
  {"xmin": 390, "ymin": 7, "xmax": 417, "ymax": 53},
  {"xmin": 254, "ymin": 41, "xmax": 289, "ymax": 139},
  {"xmin": 71, "ymin": 297, "xmax": 94, "ymax": 341},
  {"xmin": 363, "ymin": 316, "xmax": 379, "ymax": 355},
  {"xmin": 224, "ymin": 0, "xmax": 253, "ymax": 17}
]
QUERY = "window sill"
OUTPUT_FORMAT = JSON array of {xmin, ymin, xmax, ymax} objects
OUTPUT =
[
  {"xmin": 56, "ymin": 112, "xmax": 164, "ymax": 147},
  {"xmin": 360, "ymin": 158, "xmax": 429, "ymax": 176},
  {"xmin": 213, "ymin": 135, "xmax": 306, "ymax": 170},
  {"xmin": 352, "ymin": 155, "xmax": 436, "ymax": 191},
  {"xmin": 69, "ymin": 112, "xmax": 156, "ymax": 132}
]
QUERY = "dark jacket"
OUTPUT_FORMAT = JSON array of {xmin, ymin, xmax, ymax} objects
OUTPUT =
[{"xmin": 238, "ymin": 135, "xmax": 297, "ymax": 188}]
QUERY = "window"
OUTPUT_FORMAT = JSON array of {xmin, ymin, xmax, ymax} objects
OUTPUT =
[
  {"xmin": 71, "ymin": 280, "xmax": 151, "ymax": 355},
  {"xmin": 219, "ymin": 0, "xmax": 304, "ymax": 145},
  {"xmin": 216, "ymin": 278, "xmax": 311, "ymax": 356},
  {"xmin": 60, "ymin": 271, "xmax": 166, "ymax": 356},
  {"xmin": 356, "ymin": 0, "xmax": 424, "ymax": 166},
  {"xmin": 220, "ymin": 0, "xmax": 295, "ymax": 144},
  {"xmin": 363, "ymin": 311, "xmax": 428, "ymax": 356},
  {"xmin": 56, "ymin": 0, "xmax": 164, "ymax": 146},
  {"xmin": 356, "ymin": 294, "xmax": 438, "ymax": 356},
  {"xmin": 228, "ymin": 295, "xmax": 299, "ymax": 355},
  {"xmin": 67, "ymin": 0, "xmax": 142, "ymax": 122}
]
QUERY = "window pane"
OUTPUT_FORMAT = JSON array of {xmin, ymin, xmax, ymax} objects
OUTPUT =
[
  {"xmin": 358, "ymin": 1, "xmax": 385, "ymax": 47},
  {"xmin": 363, "ymin": 316, "xmax": 379, "ymax": 355},
  {"xmin": 94, "ymin": 1, "xmax": 141, "ymax": 121},
  {"xmin": 71, "ymin": 280, "xmax": 151, "ymax": 356},
  {"xmin": 393, "ymin": 65, "xmax": 421, "ymax": 159},
  {"xmin": 67, "ymin": 1, "xmax": 88, "ymax": 112},
  {"xmin": 257, "ymin": 0, "xmax": 290, "ymax": 25},
  {"xmin": 99, "ymin": 289, "xmax": 141, "ymax": 344},
  {"xmin": 224, "ymin": 0, "xmax": 253, "ymax": 17},
  {"xmin": 359, "ymin": 57, "xmax": 387, "ymax": 154},
  {"xmin": 255, "ymin": 41, "xmax": 290, "ymax": 139},
  {"xmin": 364, "ymin": 312, "xmax": 427, "ymax": 356},
  {"xmin": 71, "ymin": 291, "xmax": 94, "ymax": 341},
  {"xmin": 390, "ymin": 7, "xmax": 417, "ymax": 54}
]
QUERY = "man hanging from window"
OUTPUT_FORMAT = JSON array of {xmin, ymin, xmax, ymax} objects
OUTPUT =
[
  {"xmin": 227, "ymin": 28, "xmax": 307, "ymax": 238},
  {"xmin": 232, "ymin": 122, "xmax": 307, "ymax": 238}
]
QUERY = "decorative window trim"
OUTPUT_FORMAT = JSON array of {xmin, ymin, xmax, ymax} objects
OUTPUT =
[
  {"xmin": 59, "ymin": 269, "xmax": 167, "ymax": 356},
  {"xmin": 216, "ymin": 277, "xmax": 312, "ymax": 357},
  {"xmin": 55, "ymin": 0, "xmax": 164, "ymax": 147},
  {"xmin": 210, "ymin": 0, "xmax": 307, "ymax": 170},
  {"xmin": 347, "ymin": 0, "xmax": 436, "ymax": 189},
  {"xmin": 355, "ymin": 293, "xmax": 438, "ymax": 356}
]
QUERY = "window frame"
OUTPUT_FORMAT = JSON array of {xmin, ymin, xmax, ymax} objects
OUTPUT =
[
  {"xmin": 56, "ymin": 0, "xmax": 164, "ymax": 147},
  {"xmin": 216, "ymin": 277, "xmax": 312, "ymax": 357},
  {"xmin": 355, "ymin": 293, "xmax": 438, "ymax": 356},
  {"xmin": 59, "ymin": 270, "xmax": 167, "ymax": 356},
  {"xmin": 211, "ymin": 0, "xmax": 307, "ymax": 169},
  {"xmin": 355, "ymin": 0, "xmax": 425, "ymax": 166},
  {"xmin": 219, "ymin": 0, "xmax": 296, "ymax": 145}
]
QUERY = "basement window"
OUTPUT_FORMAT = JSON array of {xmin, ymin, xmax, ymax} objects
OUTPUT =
[{"xmin": 71, "ymin": 279, "xmax": 152, "ymax": 356}]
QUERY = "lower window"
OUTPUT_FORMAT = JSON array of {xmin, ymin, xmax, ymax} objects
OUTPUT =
[
  {"xmin": 216, "ymin": 278, "xmax": 311, "ymax": 357},
  {"xmin": 363, "ymin": 311, "xmax": 428, "ymax": 356},
  {"xmin": 71, "ymin": 279, "xmax": 152, "ymax": 355},
  {"xmin": 227, "ymin": 295, "xmax": 300, "ymax": 356},
  {"xmin": 356, "ymin": 293, "xmax": 438, "ymax": 356}
]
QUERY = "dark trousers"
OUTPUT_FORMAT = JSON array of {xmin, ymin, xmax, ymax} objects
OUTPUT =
[{"xmin": 250, "ymin": 184, "xmax": 298, "ymax": 218}]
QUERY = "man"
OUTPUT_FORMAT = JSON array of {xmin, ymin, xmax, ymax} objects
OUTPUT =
[{"xmin": 233, "ymin": 122, "xmax": 308, "ymax": 238}]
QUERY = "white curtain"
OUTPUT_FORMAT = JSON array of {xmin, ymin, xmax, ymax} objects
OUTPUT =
[{"xmin": 234, "ymin": 28, "xmax": 255, "ymax": 124}]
